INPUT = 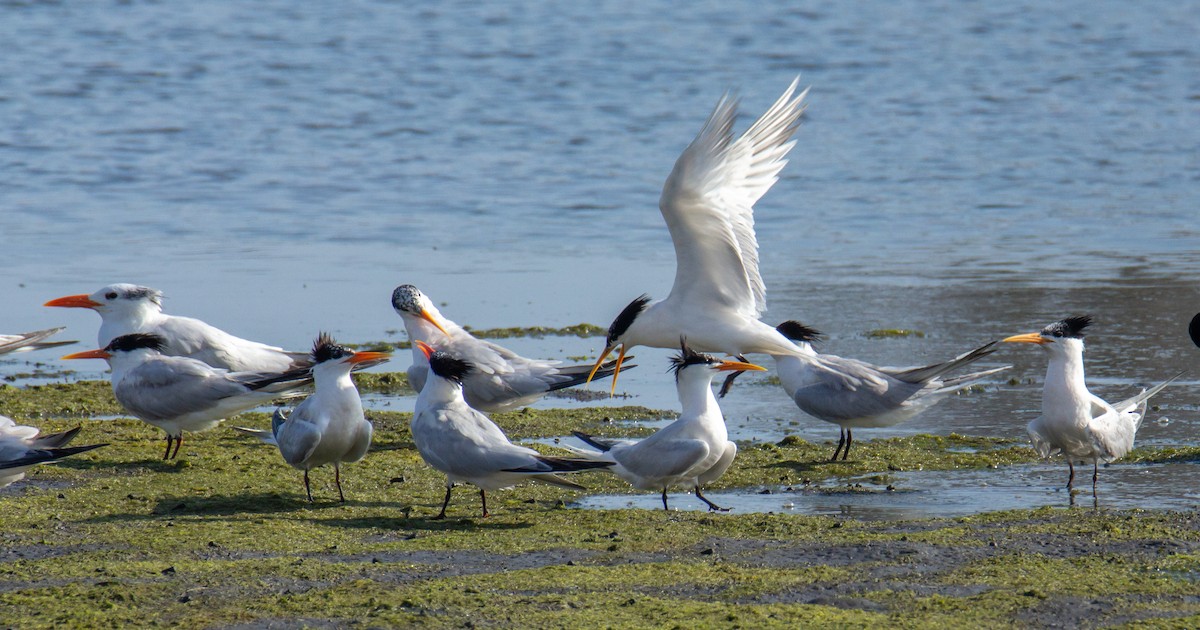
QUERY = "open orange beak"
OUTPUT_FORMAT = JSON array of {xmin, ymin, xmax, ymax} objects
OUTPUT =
[
  {"xmin": 414, "ymin": 340, "xmax": 435, "ymax": 359},
  {"xmin": 716, "ymin": 359, "xmax": 767, "ymax": 372},
  {"xmin": 349, "ymin": 351, "xmax": 391, "ymax": 365},
  {"xmin": 62, "ymin": 348, "xmax": 112, "ymax": 360},
  {"xmin": 45, "ymin": 294, "xmax": 102, "ymax": 309},
  {"xmin": 1002, "ymin": 332, "xmax": 1049, "ymax": 345},
  {"xmin": 419, "ymin": 309, "xmax": 451, "ymax": 338},
  {"xmin": 585, "ymin": 343, "xmax": 631, "ymax": 396}
]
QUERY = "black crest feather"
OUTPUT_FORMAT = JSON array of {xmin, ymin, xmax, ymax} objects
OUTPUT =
[
  {"xmin": 106, "ymin": 333, "xmax": 166, "ymax": 353},
  {"xmin": 606, "ymin": 295, "xmax": 651, "ymax": 345},
  {"xmin": 428, "ymin": 350, "xmax": 474, "ymax": 385},
  {"xmin": 1042, "ymin": 315, "xmax": 1092, "ymax": 340},
  {"xmin": 668, "ymin": 337, "xmax": 717, "ymax": 381},
  {"xmin": 311, "ymin": 332, "xmax": 352, "ymax": 364},
  {"xmin": 775, "ymin": 320, "xmax": 824, "ymax": 343}
]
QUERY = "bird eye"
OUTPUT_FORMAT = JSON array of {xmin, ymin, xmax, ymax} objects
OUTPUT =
[{"xmin": 105, "ymin": 292, "xmax": 118, "ymax": 300}]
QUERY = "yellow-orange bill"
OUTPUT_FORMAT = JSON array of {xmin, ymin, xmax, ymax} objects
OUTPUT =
[
  {"xmin": 608, "ymin": 345, "xmax": 629, "ymax": 396},
  {"xmin": 419, "ymin": 309, "xmax": 451, "ymax": 338},
  {"xmin": 585, "ymin": 344, "xmax": 616, "ymax": 385},
  {"xmin": 716, "ymin": 360, "xmax": 767, "ymax": 372},
  {"xmin": 349, "ymin": 351, "xmax": 391, "ymax": 364},
  {"xmin": 44, "ymin": 294, "xmax": 102, "ymax": 309},
  {"xmin": 61, "ymin": 349, "xmax": 111, "ymax": 360},
  {"xmin": 1002, "ymin": 333, "xmax": 1047, "ymax": 345}
]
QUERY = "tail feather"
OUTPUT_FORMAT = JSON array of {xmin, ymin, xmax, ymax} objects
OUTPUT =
[
  {"xmin": 28, "ymin": 426, "xmax": 82, "ymax": 449},
  {"xmin": 0, "ymin": 327, "xmax": 69, "ymax": 355},
  {"xmin": 527, "ymin": 474, "xmax": 588, "ymax": 491},
  {"xmin": 571, "ymin": 431, "xmax": 619, "ymax": 453},
  {"xmin": 0, "ymin": 442, "xmax": 108, "ymax": 471},
  {"xmin": 888, "ymin": 341, "xmax": 1000, "ymax": 384},
  {"xmin": 545, "ymin": 359, "xmax": 636, "ymax": 392},
  {"xmin": 502, "ymin": 455, "xmax": 613, "ymax": 476},
  {"xmin": 1114, "ymin": 370, "xmax": 1185, "ymax": 417},
  {"xmin": 935, "ymin": 366, "xmax": 1012, "ymax": 391},
  {"xmin": 231, "ymin": 425, "xmax": 278, "ymax": 446}
]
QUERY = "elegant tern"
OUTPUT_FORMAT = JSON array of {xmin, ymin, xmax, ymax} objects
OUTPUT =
[
  {"xmin": 411, "ymin": 341, "xmax": 612, "ymax": 518},
  {"xmin": 773, "ymin": 321, "xmax": 1009, "ymax": 461},
  {"xmin": 1, "ymin": 415, "xmax": 107, "ymax": 488},
  {"xmin": 570, "ymin": 340, "xmax": 764, "ymax": 511},
  {"xmin": 46, "ymin": 284, "xmax": 308, "ymax": 373},
  {"xmin": 1004, "ymin": 316, "xmax": 1182, "ymax": 494},
  {"xmin": 235, "ymin": 333, "xmax": 387, "ymax": 502},
  {"xmin": 63, "ymin": 333, "xmax": 311, "ymax": 459},
  {"xmin": 588, "ymin": 78, "xmax": 810, "ymax": 394},
  {"xmin": 0, "ymin": 327, "xmax": 75, "ymax": 356},
  {"xmin": 392, "ymin": 284, "xmax": 629, "ymax": 412}
]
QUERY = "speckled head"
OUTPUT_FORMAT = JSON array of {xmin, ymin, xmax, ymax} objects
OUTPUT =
[{"xmin": 390, "ymin": 284, "xmax": 424, "ymax": 315}]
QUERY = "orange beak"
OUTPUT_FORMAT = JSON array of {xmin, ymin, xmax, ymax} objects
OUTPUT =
[
  {"xmin": 45, "ymin": 294, "xmax": 102, "ymax": 309},
  {"xmin": 414, "ymin": 340, "xmax": 435, "ymax": 359},
  {"xmin": 418, "ymin": 309, "xmax": 451, "ymax": 338},
  {"xmin": 1002, "ymin": 332, "xmax": 1049, "ymax": 345},
  {"xmin": 716, "ymin": 359, "xmax": 767, "ymax": 372},
  {"xmin": 349, "ymin": 351, "xmax": 391, "ymax": 365},
  {"xmin": 585, "ymin": 343, "xmax": 630, "ymax": 396},
  {"xmin": 62, "ymin": 348, "xmax": 112, "ymax": 360}
]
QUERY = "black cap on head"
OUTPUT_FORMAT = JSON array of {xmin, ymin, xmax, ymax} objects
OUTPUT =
[
  {"xmin": 311, "ymin": 332, "xmax": 353, "ymax": 364},
  {"xmin": 1190, "ymin": 313, "xmax": 1200, "ymax": 349},
  {"xmin": 106, "ymin": 333, "xmax": 166, "ymax": 353},
  {"xmin": 606, "ymin": 295, "xmax": 651, "ymax": 346},
  {"xmin": 668, "ymin": 337, "xmax": 718, "ymax": 380},
  {"xmin": 428, "ymin": 350, "xmax": 473, "ymax": 385},
  {"xmin": 775, "ymin": 320, "xmax": 823, "ymax": 343},
  {"xmin": 1042, "ymin": 315, "xmax": 1092, "ymax": 340}
]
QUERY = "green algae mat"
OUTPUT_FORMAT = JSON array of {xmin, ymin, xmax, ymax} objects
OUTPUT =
[{"xmin": 4, "ymin": 378, "xmax": 1200, "ymax": 628}]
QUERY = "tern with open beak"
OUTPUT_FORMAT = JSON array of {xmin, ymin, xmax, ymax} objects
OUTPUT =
[{"xmin": 587, "ymin": 78, "xmax": 810, "ymax": 397}]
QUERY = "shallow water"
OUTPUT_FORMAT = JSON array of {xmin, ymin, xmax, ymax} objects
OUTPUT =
[{"xmin": 2, "ymin": 1, "xmax": 1198, "ymax": 516}]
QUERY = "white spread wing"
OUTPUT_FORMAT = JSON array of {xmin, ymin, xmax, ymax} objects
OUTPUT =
[{"xmin": 660, "ymin": 78, "xmax": 807, "ymax": 319}]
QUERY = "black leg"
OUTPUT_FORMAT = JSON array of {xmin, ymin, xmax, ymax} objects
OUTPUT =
[
  {"xmin": 433, "ymin": 485, "xmax": 452, "ymax": 520},
  {"xmin": 1066, "ymin": 461, "xmax": 1075, "ymax": 489},
  {"xmin": 162, "ymin": 435, "xmax": 173, "ymax": 461},
  {"xmin": 479, "ymin": 489, "xmax": 490, "ymax": 518},
  {"xmin": 841, "ymin": 429, "xmax": 853, "ymax": 461},
  {"xmin": 695, "ymin": 486, "xmax": 730, "ymax": 512},
  {"xmin": 335, "ymin": 464, "xmax": 345, "ymax": 503},
  {"xmin": 171, "ymin": 435, "xmax": 183, "ymax": 460},
  {"xmin": 1092, "ymin": 461, "xmax": 1099, "ymax": 497},
  {"xmin": 717, "ymin": 355, "xmax": 750, "ymax": 399},
  {"xmin": 661, "ymin": 488, "xmax": 670, "ymax": 511},
  {"xmin": 830, "ymin": 429, "xmax": 846, "ymax": 461},
  {"xmin": 304, "ymin": 470, "xmax": 313, "ymax": 502}
]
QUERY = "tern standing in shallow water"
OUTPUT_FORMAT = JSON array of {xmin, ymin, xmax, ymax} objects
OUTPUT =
[
  {"xmin": 392, "ymin": 285, "xmax": 627, "ymax": 412},
  {"xmin": 236, "ymin": 334, "xmax": 387, "ymax": 502},
  {"xmin": 1, "ymin": 416, "xmax": 107, "ymax": 488},
  {"xmin": 1004, "ymin": 316, "xmax": 1182, "ymax": 494},
  {"xmin": 410, "ymin": 341, "xmax": 612, "ymax": 518},
  {"xmin": 46, "ymin": 284, "xmax": 308, "ymax": 373},
  {"xmin": 588, "ymin": 79, "xmax": 810, "ymax": 395},
  {"xmin": 571, "ymin": 341, "xmax": 764, "ymax": 511},
  {"xmin": 63, "ymin": 333, "xmax": 311, "ymax": 460},
  {"xmin": 772, "ymin": 321, "xmax": 1009, "ymax": 461}
]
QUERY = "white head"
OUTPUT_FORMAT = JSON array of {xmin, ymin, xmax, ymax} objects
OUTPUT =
[{"xmin": 45, "ymin": 283, "xmax": 164, "ymax": 320}]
